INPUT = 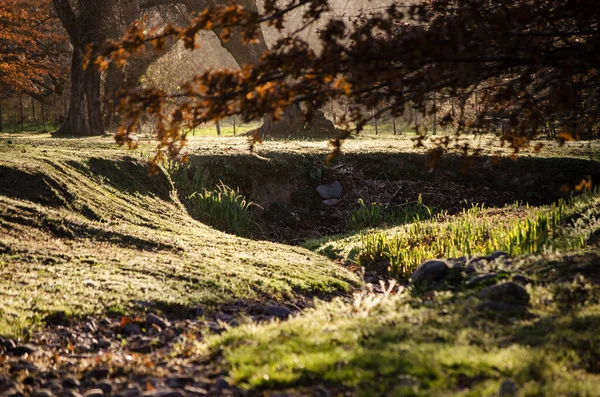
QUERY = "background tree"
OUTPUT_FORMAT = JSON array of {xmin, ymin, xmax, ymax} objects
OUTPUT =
[
  {"xmin": 97, "ymin": 0, "xmax": 600, "ymax": 161},
  {"xmin": 51, "ymin": 0, "xmax": 117, "ymax": 136},
  {"xmin": 0, "ymin": 0, "xmax": 67, "ymax": 100}
]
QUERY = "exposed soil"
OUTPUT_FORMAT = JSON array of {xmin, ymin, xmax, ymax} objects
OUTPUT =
[{"xmin": 177, "ymin": 149, "xmax": 600, "ymax": 244}]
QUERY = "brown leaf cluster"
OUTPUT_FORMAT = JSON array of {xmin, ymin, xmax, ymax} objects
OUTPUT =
[{"xmin": 93, "ymin": 0, "xmax": 600, "ymax": 164}]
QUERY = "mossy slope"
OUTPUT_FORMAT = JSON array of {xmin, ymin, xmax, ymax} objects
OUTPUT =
[{"xmin": 0, "ymin": 137, "xmax": 358, "ymax": 336}]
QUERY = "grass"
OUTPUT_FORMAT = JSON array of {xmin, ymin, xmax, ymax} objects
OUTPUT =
[
  {"xmin": 186, "ymin": 184, "xmax": 253, "ymax": 236},
  {"xmin": 2, "ymin": 131, "xmax": 600, "ymax": 395},
  {"xmin": 204, "ymin": 255, "xmax": 600, "ymax": 396},
  {"xmin": 348, "ymin": 194, "xmax": 434, "ymax": 230},
  {"xmin": 308, "ymin": 193, "xmax": 600, "ymax": 279},
  {"xmin": 185, "ymin": 120, "xmax": 261, "ymax": 137},
  {"xmin": 166, "ymin": 161, "xmax": 254, "ymax": 236},
  {"xmin": 0, "ymin": 134, "xmax": 358, "ymax": 337}
]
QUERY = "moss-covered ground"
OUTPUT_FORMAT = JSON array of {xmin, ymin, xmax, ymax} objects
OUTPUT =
[
  {"xmin": 1, "ymin": 132, "xmax": 599, "ymax": 396},
  {"xmin": 0, "ymin": 134, "xmax": 357, "ymax": 338}
]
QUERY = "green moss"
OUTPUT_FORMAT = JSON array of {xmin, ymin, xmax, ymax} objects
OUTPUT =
[
  {"xmin": 0, "ymin": 136, "xmax": 358, "ymax": 337},
  {"xmin": 208, "ymin": 252, "xmax": 600, "ymax": 395}
]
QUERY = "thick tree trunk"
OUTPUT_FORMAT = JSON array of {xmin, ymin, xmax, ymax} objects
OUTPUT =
[
  {"xmin": 55, "ymin": 48, "xmax": 104, "ymax": 136},
  {"xmin": 52, "ymin": 0, "xmax": 107, "ymax": 136},
  {"xmin": 185, "ymin": 0, "xmax": 334, "ymax": 138}
]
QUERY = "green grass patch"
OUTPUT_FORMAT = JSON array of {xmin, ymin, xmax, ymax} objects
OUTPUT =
[
  {"xmin": 206, "ymin": 251, "xmax": 600, "ymax": 395},
  {"xmin": 348, "ymin": 194, "xmax": 435, "ymax": 230},
  {"xmin": 166, "ymin": 161, "xmax": 254, "ymax": 236},
  {"xmin": 310, "ymin": 193, "xmax": 600, "ymax": 279}
]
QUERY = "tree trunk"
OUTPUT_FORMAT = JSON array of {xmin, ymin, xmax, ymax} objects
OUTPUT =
[
  {"xmin": 52, "ymin": 0, "xmax": 106, "ymax": 136},
  {"xmin": 55, "ymin": 48, "xmax": 104, "ymax": 136},
  {"xmin": 208, "ymin": 0, "xmax": 333, "ymax": 138}
]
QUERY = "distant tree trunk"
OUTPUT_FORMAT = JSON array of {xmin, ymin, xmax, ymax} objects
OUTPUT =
[
  {"xmin": 190, "ymin": 0, "xmax": 332, "ymax": 138},
  {"xmin": 56, "ymin": 48, "xmax": 104, "ymax": 136},
  {"xmin": 215, "ymin": 120, "xmax": 221, "ymax": 135},
  {"xmin": 41, "ymin": 101, "xmax": 46, "ymax": 132},
  {"xmin": 52, "ymin": 0, "xmax": 106, "ymax": 136},
  {"xmin": 19, "ymin": 93, "xmax": 24, "ymax": 132}
]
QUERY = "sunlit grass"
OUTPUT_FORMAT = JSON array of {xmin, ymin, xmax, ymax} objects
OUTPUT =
[
  {"xmin": 207, "ymin": 260, "xmax": 600, "ymax": 395},
  {"xmin": 184, "ymin": 120, "xmax": 261, "ymax": 137},
  {"xmin": 0, "ymin": 138, "xmax": 357, "ymax": 337}
]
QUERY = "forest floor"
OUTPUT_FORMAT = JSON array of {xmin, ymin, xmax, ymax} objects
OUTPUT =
[{"xmin": 0, "ymin": 132, "xmax": 599, "ymax": 396}]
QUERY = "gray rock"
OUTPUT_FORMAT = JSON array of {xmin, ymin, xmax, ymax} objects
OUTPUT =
[
  {"xmin": 481, "ymin": 251, "xmax": 509, "ymax": 261},
  {"xmin": 476, "ymin": 301, "xmax": 527, "ymax": 314},
  {"xmin": 93, "ymin": 338, "xmax": 110, "ymax": 349},
  {"xmin": 83, "ymin": 321, "xmax": 97, "ymax": 333},
  {"xmin": 265, "ymin": 305, "xmax": 292, "ymax": 319},
  {"xmin": 48, "ymin": 382, "xmax": 63, "ymax": 395},
  {"xmin": 87, "ymin": 368, "xmax": 109, "ymax": 380},
  {"xmin": 122, "ymin": 323, "xmax": 141, "ymax": 336},
  {"xmin": 2, "ymin": 338, "xmax": 16, "ymax": 350},
  {"xmin": 165, "ymin": 377, "xmax": 194, "ymax": 389},
  {"xmin": 499, "ymin": 379, "xmax": 519, "ymax": 396},
  {"xmin": 183, "ymin": 385, "xmax": 208, "ymax": 396},
  {"xmin": 465, "ymin": 262, "xmax": 479, "ymax": 275},
  {"xmin": 215, "ymin": 377, "xmax": 229, "ymax": 391},
  {"xmin": 410, "ymin": 260, "xmax": 449, "ymax": 284},
  {"xmin": 146, "ymin": 314, "xmax": 170, "ymax": 330},
  {"xmin": 95, "ymin": 382, "xmax": 112, "ymax": 394},
  {"xmin": 479, "ymin": 282, "xmax": 529, "ymax": 305},
  {"xmin": 11, "ymin": 344, "xmax": 37, "ymax": 356},
  {"xmin": 193, "ymin": 306, "xmax": 205, "ymax": 317},
  {"xmin": 0, "ymin": 375, "xmax": 16, "ymax": 390},
  {"xmin": 467, "ymin": 273, "xmax": 498, "ymax": 287},
  {"xmin": 83, "ymin": 389, "xmax": 104, "ymax": 397},
  {"xmin": 129, "ymin": 339, "xmax": 153, "ymax": 354},
  {"xmin": 316, "ymin": 181, "xmax": 343, "ymax": 199},
  {"xmin": 62, "ymin": 377, "xmax": 81, "ymax": 389},
  {"xmin": 119, "ymin": 386, "xmax": 141, "ymax": 397},
  {"xmin": 448, "ymin": 256, "xmax": 467, "ymax": 268},
  {"xmin": 61, "ymin": 390, "xmax": 84, "ymax": 397},
  {"xmin": 140, "ymin": 390, "xmax": 184, "ymax": 397},
  {"xmin": 32, "ymin": 389, "xmax": 53, "ymax": 397},
  {"xmin": 23, "ymin": 375, "xmax": 37, "ymax": 385},
  {"xmin": 512, "ymin": 275, "xmax": 530, "ymax": 285},
  {"xmin": 322, "ymin": 199, "xmax": 340, "ymax": 206}
]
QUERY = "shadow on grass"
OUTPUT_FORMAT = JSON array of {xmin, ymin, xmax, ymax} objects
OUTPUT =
[
  {"xmin": 0, "ymin": 165, "xmax": 74, "ymax": 206},
  {"xmin": 514, "ymin": 313, "xmax": 600, "ymax": 373},
  {"xmin": 2, "ymin": 203, "xmax": 174, "ymax": 251}
]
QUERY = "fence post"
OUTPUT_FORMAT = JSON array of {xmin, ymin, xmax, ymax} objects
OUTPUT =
[
  {"xmin": 215, "ymin": 120, "xmax": 221, "ymax": 136},
  {"xmin": 41, "ymin": 101, "xmax": 46, "ymax": 132},
  {"xmin": 392, "ymin": 117, "xmax": 397, "ymax": 135},
  {"xmin": 20, "ymin": 93, "xmax": 24, "ymax": 132},
  {"xmin": 31, "ymin": 97, "xmax": 37, "ymax": 127},
  {"xmin": 232, "ymin": 115, "xmax": 236, "ymax": 136}
]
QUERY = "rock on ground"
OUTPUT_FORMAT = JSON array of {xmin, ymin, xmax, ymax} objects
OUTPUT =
[{"xmin": 410, "ymin": 259, "xmax": 449, "ymax": 285}]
